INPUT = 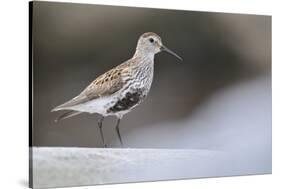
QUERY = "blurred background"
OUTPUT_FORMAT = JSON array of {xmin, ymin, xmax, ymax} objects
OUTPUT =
[{"xmin": 32, "ymin": 2, "xmax": 271, "ymax": 152}]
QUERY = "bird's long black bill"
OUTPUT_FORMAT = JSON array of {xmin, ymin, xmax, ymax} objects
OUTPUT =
[{"xmin": 161, "ymin": 45, "xmax": 183, "ymax": 61}]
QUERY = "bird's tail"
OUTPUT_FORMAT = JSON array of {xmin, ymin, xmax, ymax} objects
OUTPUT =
[{"xmin": 54, "ymin": 110, "xmax": 82, "ymax": 122}]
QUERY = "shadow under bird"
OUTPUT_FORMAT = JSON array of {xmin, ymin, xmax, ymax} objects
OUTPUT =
[{"xmin": 52, "ymin": 32, "xmax": 182, "ymax": 147}]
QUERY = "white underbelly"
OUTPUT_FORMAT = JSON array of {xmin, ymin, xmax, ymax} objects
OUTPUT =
[{"xmin": 70, "ymin": 96, "xmax": 115, "ymax": 115}]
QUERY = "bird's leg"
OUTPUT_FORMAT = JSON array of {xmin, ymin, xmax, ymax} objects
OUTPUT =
[
  {"xmin": 115, "ymin": 118, "xmax": 123, "ymax": 146},
  {"xmin": 98, "ymin": 116, "xmax": 106, "ymax": 147}
]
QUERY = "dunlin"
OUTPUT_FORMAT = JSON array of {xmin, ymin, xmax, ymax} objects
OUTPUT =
[{"xmin": 52, "ymin": 32, "xmax": 182, "ymax": 147}]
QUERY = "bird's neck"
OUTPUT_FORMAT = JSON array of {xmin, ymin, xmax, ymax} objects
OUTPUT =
[{"xmin": 133, "ymin": 49, "xmax": 155, "ymax": 63}]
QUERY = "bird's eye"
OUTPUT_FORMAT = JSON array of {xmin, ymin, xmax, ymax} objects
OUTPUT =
[{"xmin": 149, "ymin": 38, "xmax": 154, "ymax": 43}]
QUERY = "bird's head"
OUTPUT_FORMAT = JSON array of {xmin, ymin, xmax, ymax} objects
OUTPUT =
[{"xmin": 135, "ymin": 32, "xmax": 182, "ymax": 61}]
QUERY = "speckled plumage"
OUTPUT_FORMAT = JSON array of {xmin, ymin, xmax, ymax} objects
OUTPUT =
[{"xmin": 52, "ymin": 32, "xmax": 182, "ymax": 147}]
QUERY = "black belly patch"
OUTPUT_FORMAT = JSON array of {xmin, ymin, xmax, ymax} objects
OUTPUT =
[{"xmin": 107, "ymin": 90, "xmax": 144, "ymax": 113}]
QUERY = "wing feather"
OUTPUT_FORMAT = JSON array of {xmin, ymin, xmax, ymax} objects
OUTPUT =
[{"xmin": 51, "ymin": 63, "xmax": 129, "ymax": 111}]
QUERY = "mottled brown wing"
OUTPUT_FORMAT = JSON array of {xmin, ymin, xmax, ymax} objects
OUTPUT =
[
  {"xmin": 52, "ymin": 65, "xmax": 127, "ymax": 111},
  {"xmin": 81, "ymin": 67, "xmax": 125, "ymax": 100}
]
